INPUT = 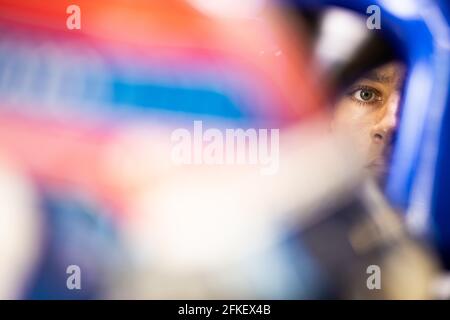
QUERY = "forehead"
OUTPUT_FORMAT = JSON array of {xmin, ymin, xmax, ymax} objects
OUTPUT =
[{"xmin": 362, "ymin": 62, "xmax": 405, "ymax": 87}]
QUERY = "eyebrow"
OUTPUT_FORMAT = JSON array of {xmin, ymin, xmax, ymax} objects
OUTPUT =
[{"xmin": 362, "ymin": 71, "xmax": 395, "ymax": 84}]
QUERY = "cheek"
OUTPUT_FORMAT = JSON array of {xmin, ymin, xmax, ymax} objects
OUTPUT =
[
  {"xmin": 333, "ymin": 101, "xmax": 373, "ymax": 131},
  {"xmin": 332, "ymin": 102, "xmax": 375, "ymax": 156}
]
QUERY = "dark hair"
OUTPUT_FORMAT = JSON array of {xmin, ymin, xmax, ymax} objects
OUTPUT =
[{"xmin": 288, "ymin": 7, "xmax": 402, "ymax": 101}]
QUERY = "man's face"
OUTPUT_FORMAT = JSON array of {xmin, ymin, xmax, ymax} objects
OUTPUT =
[{"xmin": 332, "ymin": 62, "xmax": 405, "ymax": 178}]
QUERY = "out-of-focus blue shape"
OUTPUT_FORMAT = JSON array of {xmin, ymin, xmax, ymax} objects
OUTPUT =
[
  {"xmin": 25, "ymin": 190, "xmax": 123, "ymax": 299},
  {"xmin": 111, "ymin": 80, "xmax": 244, "ymax": 119}
]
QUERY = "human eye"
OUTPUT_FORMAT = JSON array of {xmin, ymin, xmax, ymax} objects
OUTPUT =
[{"xmin": 348, "ymin": 85, "xmax": 382, "ymax": 106}]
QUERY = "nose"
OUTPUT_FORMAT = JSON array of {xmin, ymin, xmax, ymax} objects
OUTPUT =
[{"xmin": 371, "ymin": 93, "xmax": 400, "ymax": 144}]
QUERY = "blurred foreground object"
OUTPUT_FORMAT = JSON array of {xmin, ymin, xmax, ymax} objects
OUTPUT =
[
  {"xmin": 0, "ymin": 156, "xmax": 41, "ymax": 299},
  {"xmin": 0, "ymin": 0, "xmax": 446, "ymax": 299}
]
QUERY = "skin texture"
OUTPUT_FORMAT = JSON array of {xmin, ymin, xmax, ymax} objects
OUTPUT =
[{"xmin": 332, "ymin": 62, "xmax": 405, "ymax": 179}]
